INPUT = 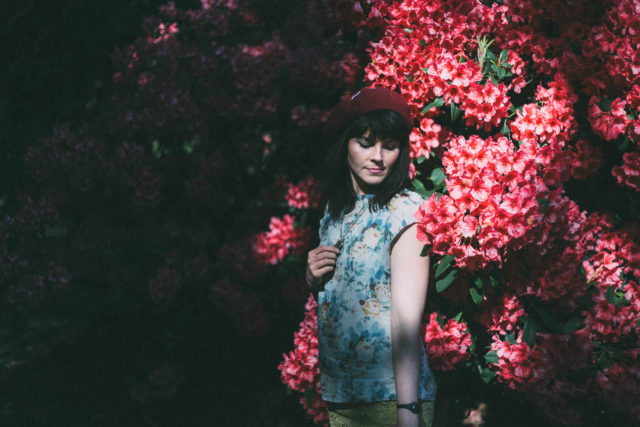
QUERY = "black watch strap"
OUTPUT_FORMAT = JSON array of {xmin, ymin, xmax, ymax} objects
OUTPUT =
[{"xmin": 397, "ymin": 402, "xmax": 420, "ymax": 414}]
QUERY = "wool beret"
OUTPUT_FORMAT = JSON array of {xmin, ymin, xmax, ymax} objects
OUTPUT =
[{"xmin": 323, "ymin": 87, "xmax": 413, "ymax": 143}]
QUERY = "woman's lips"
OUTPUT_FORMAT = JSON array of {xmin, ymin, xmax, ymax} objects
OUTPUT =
[{"xmin": 367, "ymin": 168, "xmax": 384, "ymax": 174}]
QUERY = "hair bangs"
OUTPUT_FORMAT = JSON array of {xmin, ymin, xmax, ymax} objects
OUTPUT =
[{"xmin": 343, "ymin": 109, "xmax": 411, "ymax": 146}]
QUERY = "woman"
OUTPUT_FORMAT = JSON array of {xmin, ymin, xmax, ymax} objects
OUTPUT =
[{"xmin": 306, "ymin": 87, "xmax": 437, "ymax": 427}]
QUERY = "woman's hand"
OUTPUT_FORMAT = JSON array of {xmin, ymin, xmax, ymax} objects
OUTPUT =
[{"xmin": 306, "ymin": 245, "xmax": 340, "ymax": 292}]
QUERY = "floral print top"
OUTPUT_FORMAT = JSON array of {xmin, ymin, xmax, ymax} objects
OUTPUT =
[{"xmin": 317, "ymin": 190, "xmax": 437, "ymax": 403}]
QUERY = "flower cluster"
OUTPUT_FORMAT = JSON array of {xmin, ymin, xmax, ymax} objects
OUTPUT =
[
  {"xmin": 342, "ymin": 0, "xmax": 640, "ymax": 424},
  {"xmin": 612, "ymin": 152, "xmax": 640, "ymax": 191},
  {"xmin": 423, "ymin": 312, "xmax": 472, "ymax": 371},
  {"xmin": 409, "ymin": 118, "xmax": 447, "ymax": 160},
  {"xmin": 252, "ymin": 215, "xmax": 311, "ymax": 265},
  {"xmin": 285, "ymin": 177, "xmax": 322, "ymax": 210},
  {"xmin": 278, "ymin": 295, "xmax": 328, "ymax": 425},
  {"xmin": 415, "ymin": 134, "xmax": 541, "ymax": 270},
  {"xmin": 489, "ymin": 334, "xmax": 542, "ymax": 391}
]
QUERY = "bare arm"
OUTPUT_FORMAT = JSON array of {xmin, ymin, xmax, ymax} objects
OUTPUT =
[{"xmin": 390, "ymin": 223, "xmax": 430, "ymax": 427}]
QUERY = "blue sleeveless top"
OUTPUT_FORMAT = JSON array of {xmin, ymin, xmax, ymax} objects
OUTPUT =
[{"xmin": 317, "ymin": 190, "xmax": 437, "ymax": 403}]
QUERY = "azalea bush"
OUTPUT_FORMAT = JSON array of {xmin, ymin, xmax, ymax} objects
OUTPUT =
[{"xmin": 280, "ymin": 0, "xmax": 640, "ymax": 425}]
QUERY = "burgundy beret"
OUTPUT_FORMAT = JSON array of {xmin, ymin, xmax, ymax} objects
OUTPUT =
[{"xmin": 323, "ymin": 87, "xmax": 413, "ymax": 143}]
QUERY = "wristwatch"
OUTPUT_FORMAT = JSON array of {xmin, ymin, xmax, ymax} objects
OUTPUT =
[{"xmin": 397, "ymin": 402, "xmax": 420, "ymax": 414}]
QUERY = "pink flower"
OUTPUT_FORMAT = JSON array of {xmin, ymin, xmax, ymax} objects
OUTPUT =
[
  {"xmin": 588, "ymin": 96, "xmax": 630, "ymax": 141},
  {"xmin": 423, "ymin": 312, "xmax": 472, "ymax": 371},
  {"xmin": 612, "ymin": 152, "xmax": 640, "ymax": 191},
  {"xmin": 252, "ymin": 214, "xmax": 311, "ymax": 265},
  {"xmin": 285, "ymin": 177, "xmax": 322, "ymax": 210}
]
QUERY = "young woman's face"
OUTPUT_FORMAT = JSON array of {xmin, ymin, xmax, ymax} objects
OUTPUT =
[{"xmin": 347, "ymin": 129, "xmax": 400, "ymax": 195}]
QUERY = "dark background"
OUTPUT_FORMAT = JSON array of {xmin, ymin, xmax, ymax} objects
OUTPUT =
[{"xmin": 1, "ymin": 1, "xmax": 313, "ymax": 425}]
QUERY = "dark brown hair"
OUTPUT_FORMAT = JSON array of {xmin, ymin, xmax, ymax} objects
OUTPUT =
[{"xmin": 322, "ymin": 109, "xmax": 412, "ymax": 220}]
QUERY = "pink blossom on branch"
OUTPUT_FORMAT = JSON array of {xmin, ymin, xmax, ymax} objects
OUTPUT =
[
  {"xmin": 423, "ymin": 312, "xmax": 473, "ymax": 371},
  {"xmin": 252, "ymin": 214, "xmax": 311, "ymax": 265},
  {"xmin": 612, "ymin": 152, "xmax": 640, "ymax": 191},
  {"xmin": 285, "ymin": 177, "xmax": 322, "ymax": 210}
]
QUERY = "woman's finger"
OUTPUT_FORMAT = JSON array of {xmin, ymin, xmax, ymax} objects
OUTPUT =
[
  {"xmin": 313, "ymin": 265, "xmax": 334, "ymax": 277},
  {"xmin": 310, "ymin": 251, "xmax": 338, "ymax": 263},
  {"xmin": 311, "ymin": 257, "xmax": 336, "ymax": 271},
  {"xmin": 313, "ymin": 245, "xmax": 340, "ymax": 255}
]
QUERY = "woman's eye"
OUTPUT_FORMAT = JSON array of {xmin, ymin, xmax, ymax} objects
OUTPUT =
[
  {"xmin": 383, "ymin": 142, "xmax": 399, "ymax": 150},
  {"xmin": 358, "ymin": 140, "xmax": 373, "ymax": 148}
]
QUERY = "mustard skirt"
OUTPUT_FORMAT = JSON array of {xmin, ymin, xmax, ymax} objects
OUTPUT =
[{"xmin": 327, "ymin": 400, "xmax": 435, "ymax": 427}]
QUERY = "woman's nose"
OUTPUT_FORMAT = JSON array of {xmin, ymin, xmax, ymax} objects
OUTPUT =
[{"xmin": 371, "ymin": 143, "xmax": 383, "ymax": 161}]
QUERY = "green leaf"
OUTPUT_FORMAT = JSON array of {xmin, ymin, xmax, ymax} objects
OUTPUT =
[
  {"xmin": 538, "ymin": 198, "xmax": 551, "ymax": 212},
  {"xmin": 474, "ymin": 277, "xmax": 484, "ymax": 289},
  {"xmin": 450, "ymin": 102, "xmax": 462, "ymax": 123},
  {"xmin": 499, "ymin": 49, "xmax": 509, "ymax": 65},
  {"xmin": 562, "ymin": 317, "xmax": 583, "ymax": 334},
  {"xmin": 152, "ymin": 139, "xmax": 169, "ymax": 158},
  {"xmin": 598, "ymin": 97, "xmax": 612, "ymax": 112},
  {"xmin": 404, "ymin": 27, "xmax": 414, "ymax": 33},
  {"xmin": 436, "ymin": 269, "xmax": 457, "ymax": 292},
  {"xmin": 533, "ymin": 306, "xmax": 563, "ymax": 333},
  {"xmin": 420, "ymin": 97, "xmax": 445, "ymax": 114},
  {"xmin": 420, "ymin": 245, "xmax": 429, "ymax": 257},
  {"xmin": 430, "ymin": 167, "xmax": 445, "ymax": 188},
  {"xmin": 405, "ymin": 75, "xmax": 414, "ymax": 82},
  {"xmin": 435, "ymin": 255, "xmax": 455, "ymax": 278},
  {"xmin": 412, "ymin": 178, "xmax": 433, "ymax": 199},
  {"xmin": 412, "ymin": 178, "xmax": 427, "ymax": 192},
  {"xmin": 435, "ymin": 312, "xmax": 446, "ymax": 327},
  {"xmin": 417, "ymin": 155, "xmax": 426, "ymax": 164},
  {"xmin": 522, "ymin": 317, "xmax": 538, "ymax": 347},
  {"xmin": 484, "ymin": 350, "xmax": 499, "ymax": 364},
  {"xmin": 618, "ymin": 136, "xmax": 631, "ymax": 152},
  {"xmin": 483, "ymin": 61, "xmax": 492, "ymax": 76},
  {"xmin": 497, "ymin": 66, "xmax": 506, "ymax": 80},
  {"xmin": 454, "ymin": 312, "xmax": 463, "ymax": 322},
  {"xmin": 421, "ymin": 67, "xmax": 429, "ymax": 73},
  {"xmin": 500, "ymin": 119, "xmax": 511, "ymax": 136},
  {"xmin": 182, "ymin": 137, "xmax": 200, "ymax": 154},
  {"xmin": 605, "ymin": 286, "xmax": 616, "ymax": 304},
  {"xmin": 490, "ymin": 275, "xmax": 500, "ymax": 288},
  {"xmin": 470, "ymin": 287, "xmax": 483, "ymax": 305},
  {"xmin": 480, "ymin": 367, "xmax": 497, "ymax": 383}
]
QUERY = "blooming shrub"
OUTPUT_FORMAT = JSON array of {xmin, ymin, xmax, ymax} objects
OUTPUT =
[
  {"xmin": 281, "ymin": 0, "xmax": 640, "ymax": 425},
  {"xmin": 6, "ymin": 0, "xmax": 640, "ymax": 424}
]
